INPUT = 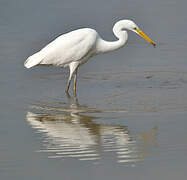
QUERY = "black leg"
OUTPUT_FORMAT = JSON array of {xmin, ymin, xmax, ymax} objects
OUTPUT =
[
  {"xmin": 65, "ymin": 62, "xmax": 79, "ymax": 95},
  {"xmin": 65, "ymin": 76, "xmax": 72, "ymax": 94},
  {"xmin": 73, "ymin": 69, "xmax": 78, "ymax": 97}
]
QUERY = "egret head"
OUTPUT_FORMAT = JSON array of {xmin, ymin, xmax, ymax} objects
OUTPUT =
[
  {"xmin": 119, "ymin": 20, "xmax": 139, "ymax": 31},
  {"xmin": 117, "ymin": 20, "xmax": 156, "ymax": 47}
]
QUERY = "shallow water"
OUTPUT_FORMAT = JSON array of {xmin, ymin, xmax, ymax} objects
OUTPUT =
[{"xmin": 1, "ymin": 0, "xmax": 187, "ymax": 179}]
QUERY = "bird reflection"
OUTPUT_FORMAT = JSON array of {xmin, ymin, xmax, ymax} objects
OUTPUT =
[{"xmin": 26, "ymin": 97, "xmax": 157, "ymax": 163}]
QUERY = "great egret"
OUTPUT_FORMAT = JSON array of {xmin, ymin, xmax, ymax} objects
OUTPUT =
[{"xmin": 24, "ymin": 20, "xmax": 156, "ymax": 96}]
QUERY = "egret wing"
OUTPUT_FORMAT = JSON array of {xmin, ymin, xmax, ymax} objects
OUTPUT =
[{"xmin": 39, "ymin": 28, "xmax": 97, "ymax": 67}]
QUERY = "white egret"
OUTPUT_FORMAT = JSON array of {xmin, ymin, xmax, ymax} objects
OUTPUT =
[{"xmin": 24, "ymin": 20, "xmax": 156, "ymax": 96}]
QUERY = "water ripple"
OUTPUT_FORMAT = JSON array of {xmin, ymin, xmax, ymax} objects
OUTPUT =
[{"xmin": 26, "ymin": 100, "xmax": 158, "ymax": 164}]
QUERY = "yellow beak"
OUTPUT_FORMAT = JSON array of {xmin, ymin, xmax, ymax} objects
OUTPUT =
[{"xmin": 136, "ymin": 29, "xmax": 156, "ymax": 47}]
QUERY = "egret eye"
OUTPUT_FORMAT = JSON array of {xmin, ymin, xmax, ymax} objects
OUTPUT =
[{"xmin": 133, "ymin": 27, "xmax": 137, "ymax": 30}]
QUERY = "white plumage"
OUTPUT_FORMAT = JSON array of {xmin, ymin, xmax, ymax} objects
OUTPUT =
[
  {"xmin": 24, "ymin": 28, "xmax": 97, "ymax": 68},
  {"xmin": 24, "ymin": 20, "xmax": 156, "ymax": 96}
]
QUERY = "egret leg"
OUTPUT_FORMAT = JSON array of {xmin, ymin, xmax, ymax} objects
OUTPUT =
[
  {"xmin": 73, "ymin": 69, "xmax": 78, "ymax": 97},
  {"xmin": 65, "ymin": 62, "xmax": 79, "ymax": 94},
  {"xmin": 65, "ymin": 73, "xmax": 73, "ymax": 94},
  {"xmin": 65, "ymin": 89, "xmax": 71, "ymax": 99}
]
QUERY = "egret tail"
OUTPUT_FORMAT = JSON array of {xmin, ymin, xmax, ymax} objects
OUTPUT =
[{"xmin": 24, "ymin": 52, "xmax": 43, "ymax": 68}]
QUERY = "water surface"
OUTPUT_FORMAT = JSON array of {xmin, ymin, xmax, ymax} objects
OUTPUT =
[{"xmin": 1, "ymin": 0, "xmax": 187, "ymax": 180}]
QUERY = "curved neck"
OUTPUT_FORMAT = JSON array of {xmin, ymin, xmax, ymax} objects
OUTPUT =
[{"xmin": 96, "ymin": 24, "xmax": 128, "ymax": 54}]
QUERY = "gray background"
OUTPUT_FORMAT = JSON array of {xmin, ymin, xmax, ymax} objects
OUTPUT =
[{"xmin": 1, "ymin": 0, "xmax": 187, "ymax": 180}]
